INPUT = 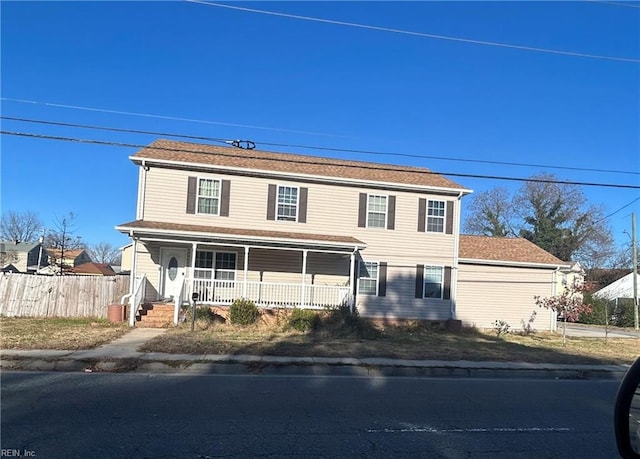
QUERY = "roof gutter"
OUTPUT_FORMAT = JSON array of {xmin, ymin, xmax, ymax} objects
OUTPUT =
[{"xmin": 459, "ymin": 257, "xmax": 571, "ymax": 270}]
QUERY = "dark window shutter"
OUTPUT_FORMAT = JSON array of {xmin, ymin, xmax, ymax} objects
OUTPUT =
[
  {"xmin": 443, "ymin": 266, "xmax": 452, "ymax": 300},
  {"xmin": 358, "ymin": 193, "xmax": 367, "ymax": 228},
  {"xmin": 417, "ymin": 198, "xmax": 426, "ymax": 232},
  {"xmin": 445, "ymin": 201, "xmax": 454, "ymax": 235},
  {"xmin": 378, "ymin": 262, "xmax": 387, "ymax": 297},
  {"xmin": 220, "ymin": 180, "xmax": 231, "ymax": 217},
  {"xmin": 267, "ymin": 184, "xmax": 276, "ymax": 220},
  {"xmin": 298, "ymin": 187, "xmax": 308, "ymax": 223},
  {"xmin": 415, "ymin": 264, "xmax": 424, "ymax": 298},
  {"xmin": 186, "ymin": 176, "xmax": 197, "ymax": 214},
  {"xmin": 387, "ymin": 196, "xmax": 396, "ymax": 230}
]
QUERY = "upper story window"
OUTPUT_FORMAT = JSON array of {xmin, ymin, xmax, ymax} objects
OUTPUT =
[
  {"xmin": 427, "ymin": 200, "xmax": 445, "ymax": 233},
  {"xmin": 367, "ymin": 195, "xmax": 387, "ymax": 228},
  {"xmin": 197, "ymin": 179, "xmax": 221, "ymax": 215},
  {"xmin": 277, "ymin": 186, "xmax": 298, "ymax": 221},
  {"xmin": 358, "ymin": 261, "xmax": 379, "ymax": 295}
]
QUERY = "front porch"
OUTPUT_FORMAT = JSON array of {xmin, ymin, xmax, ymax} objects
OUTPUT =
[
  {"xmin": 117, "ymin": 220, "xmax": 366, "ymax": 327},
  {"xmin": 187, "ymin": 278, "xmax": 351, "ymax": 309}
]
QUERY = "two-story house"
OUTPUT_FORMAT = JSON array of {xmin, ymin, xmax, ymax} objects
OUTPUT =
[
  {"xmin": 117, "ymin": 139, "xmax": 568, "ymax": 331},
  {"xmin": 0, "ymin": 241, "xmax": 48, "ymax": 273}
]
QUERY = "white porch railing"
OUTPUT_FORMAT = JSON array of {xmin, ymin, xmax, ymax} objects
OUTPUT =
[
  {"xmin": 186, "ymin": 279, "xmax": 350, "ymax": 309},
  {"xmin": 121, "ymin": 274, "xmax": 146, "ymax": 327}
]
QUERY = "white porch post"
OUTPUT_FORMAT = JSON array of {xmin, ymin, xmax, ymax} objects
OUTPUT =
[
  {"xmin": 301, "ymin": 249, "xmax": 308, "ymax": 308},
  {"xmin": 190, "ymin": 242, "xmax": 198, "ymax": 301},
  {"xmin": 243, "ymin": 246, "xmax": 249, "ymax": 298},
  {"xmin": 349, "ymin": 250, "xmax": 356, "ymax": 314},
  {"xmin": 128, "ymin": 237, "xmax": 139, "ymax": 327}
]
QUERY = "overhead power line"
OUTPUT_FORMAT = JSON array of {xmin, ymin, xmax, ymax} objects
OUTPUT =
[
  {"xmin": 187, "ymin": 0, "xmax": 640, "ymax": 64},
  {"xmin": 2, "ymin": 115, "xmax": 638, "ymax": 177},
  {"xmin": 0, "ymin": 97, "xmax": 349, "ymax": 139},
  {"xmin": 2, "ymin": 129, "xmax": 640, "ymax": 190}
]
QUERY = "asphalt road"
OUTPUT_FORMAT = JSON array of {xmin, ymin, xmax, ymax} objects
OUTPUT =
[{"xmin": 1, "ymin": 372, "xmax": 621, "ymax": 458}]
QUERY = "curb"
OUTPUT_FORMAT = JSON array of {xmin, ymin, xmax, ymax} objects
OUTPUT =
[{"xmin": 0, "ymin": 355, "xmax": 629, "ymax": 380}]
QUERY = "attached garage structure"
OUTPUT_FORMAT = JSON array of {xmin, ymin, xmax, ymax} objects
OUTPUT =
[{"xmin": 456, "ymin": 235, "xmax": 570, "ymax": 332}]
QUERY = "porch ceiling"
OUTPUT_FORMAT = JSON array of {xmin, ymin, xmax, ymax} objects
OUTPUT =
[{"xmin": 116, "ymin": 219, "xmax": 365, "ymax": 252}]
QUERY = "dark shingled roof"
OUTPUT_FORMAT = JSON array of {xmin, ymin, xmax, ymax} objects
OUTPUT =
[
  {"xmin": 117, "ymin": 220, "xmax": 364, "ymax": 246},
  {"xmin": 459, "ymin": 235, "xmax": 566, "ymax": 266},
  {"xmin": 131, "ymin": 139, "xmax": 467, "ymax": 191}
]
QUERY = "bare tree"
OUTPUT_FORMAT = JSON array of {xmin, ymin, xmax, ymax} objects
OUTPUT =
[
  {"xmin": 463, "ymin": 173, "xmax": 615, "ymax": 265},
  {"xmin": 0, "ymin": 211, "xmax": 43, "ymax": 243},
  {"xmin": 87, "ymin": 242, "xmax": 121, "ymax": 265},
  {"xmin": 45, "ymin": 212, "xmax": 84, "ymax": 274},
  {"xmin": 463, "ymin": 187, "xmax": 516, "ymax": 237}
]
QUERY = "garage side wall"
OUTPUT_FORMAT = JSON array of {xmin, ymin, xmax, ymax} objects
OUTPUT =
[{"xmin": 456, "ymin": 263, "xmax": 557, "ymax": 332}]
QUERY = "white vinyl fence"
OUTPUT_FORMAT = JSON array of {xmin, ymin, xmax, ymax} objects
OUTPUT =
[{"xmin": 0, "ymin": 273, "xmax": 130, "ymax": 318}]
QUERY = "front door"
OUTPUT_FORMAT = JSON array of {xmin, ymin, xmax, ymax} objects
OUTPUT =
[{"xmin": 161, "ymin": 248, "xmax": 187, "ymax": 301}]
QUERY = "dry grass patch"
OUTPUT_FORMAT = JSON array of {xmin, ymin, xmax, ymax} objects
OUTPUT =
[
  {"xmin": 139, "ymin": 320, "xmax": 640, "ymax": 365},
  {"xmin": 1, "ymin": 317, "xmax": 129, "ymax": 350}
]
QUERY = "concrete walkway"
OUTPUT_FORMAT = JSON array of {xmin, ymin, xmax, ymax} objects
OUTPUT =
[{"xmin": 1, "ymin": 327, "xmax": 635, "ymax": 379}]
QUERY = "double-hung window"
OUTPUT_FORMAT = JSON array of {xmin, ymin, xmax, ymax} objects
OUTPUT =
[
  {"xmin": 277, "ymin": 186, "xmax": 298, "ymax": 221},
  {"xmin": 358, "ymin": 261, "xmax": 379, "ymax": 295},
  {"xmin": 194, "ymin": 251, "xmax": 237, "ymax": 281},
  {"xmin": 426, "ymin": 200, "xmax": 445, "ymax": 233},
  {"xmin": 367, "ymin": 195, "xmax": 387, "ymax": 228},
  {"xmin": 423, "ymin": 265, "xmax": 444, "ymax": 299},
  {"xmin": 197, "ymin": 179, "xmax": 221, "ymax": 215}
]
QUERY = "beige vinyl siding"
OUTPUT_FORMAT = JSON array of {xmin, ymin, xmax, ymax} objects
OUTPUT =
[
  {"xmin": 134, "ymin": 243, "xmax": 160, "ymax": 302},
  {"xmin": 142, "ymin": 166, "xmax": 458, "ymax": 263},
  {"xmin": 456, "ymin": 263, "xmax": 557, "ymax": 331},
  {"xmin": 356, "ymin": 264, "xmax": 452, "ymax": 321},
  {"xmin": 136, "ymin": 166, "xmax": 461, "ymax": 312}
]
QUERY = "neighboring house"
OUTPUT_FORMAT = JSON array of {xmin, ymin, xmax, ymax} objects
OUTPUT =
[
  {"xmin": 119, "ymin": 243, "xmax": 133, "ymax": 273},
  {"xmin": 46, "ymin": 248, "xmax": 92, "ymax": 270},
  {"xmin": 116, "ymin": 139, "xmax": 568, "ymax": 331},
  {"xmin": 593, "ymin": 273, "xmax": 640, "ymax": 301},
  {"xmin": 0, "ymin": 241, "xmax": 48, "ymax": 273},
  {"xmin": 456, "ymin": 235, "xmax": 571, "ymax": 332},
  {"xmin": 70, "ymin": 262, "xmax": 118, "ymax": 276},
  {"xmin": 558, "ymin": 261, "xmax": 585, "ymax": 294}
]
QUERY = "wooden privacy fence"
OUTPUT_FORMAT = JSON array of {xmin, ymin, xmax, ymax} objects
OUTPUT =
[{"xmin": 0, "ymin": 273, "xmax": 130, "ymax": 318}]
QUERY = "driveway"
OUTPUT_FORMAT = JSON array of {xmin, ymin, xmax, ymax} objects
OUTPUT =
[{"xmin": 560, "ymin": 322, "xmax": 640, "ymax": 338}]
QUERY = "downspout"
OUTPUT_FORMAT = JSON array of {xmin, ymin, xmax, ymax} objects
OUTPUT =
[
  {"xmin": 137, "ymin": 160, "xmax": 149, "ymax": 220},
  {"xmin": 451, "ymin": 191, "xmax": 464, "ymax": 320}
]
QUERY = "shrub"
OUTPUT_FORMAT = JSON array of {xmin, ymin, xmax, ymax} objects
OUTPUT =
[
  {"xmin": 286, "ymin": 308, "xmax": 319, "ymax": 332},
  {"xmin": 318, "ymin": 304, "xmax": 381, "ymax": 339},
  {"xmin": 229, "ymin": 298, "xmax": 259, "ymax": 326},
  {"xmin": 183, "ymin": 306, "xmax": 217, "ymax": 330},
  {"xmin": 493, "ymin": 320, "xmax": 510, "ymax": 337}
]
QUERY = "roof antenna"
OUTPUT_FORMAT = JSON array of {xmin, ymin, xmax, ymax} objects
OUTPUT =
[{"xmin": 225, "ymin": 140, "xmax": 256, "ymax": 150}]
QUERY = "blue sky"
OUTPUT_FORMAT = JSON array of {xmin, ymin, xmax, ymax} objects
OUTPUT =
[{"xmin": 1, "ymin": 1, "xmax": 639, "ymax": 256}]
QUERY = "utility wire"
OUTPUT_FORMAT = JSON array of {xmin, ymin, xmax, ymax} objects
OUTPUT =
[
  {"xmin": 0, "ymin": 97, "xmax": 349, "ymax": 139},
  {"xmin": 2, "ymin": 129, "xmax": 640, "ymax": 190},
  {"xmin": 187, "ymin": 0, "xmax": 640, "ymax": 64},
  {"xmin": 585, "ymin": 0, "xmax": 640, "ymax": 8},
  {"xmin": 591, "ymin": 197, "xmax": 640, "ymax": 226},
  {"xmin": 3, "ymin": 115, "xmax": 638, "ymax": 177}
]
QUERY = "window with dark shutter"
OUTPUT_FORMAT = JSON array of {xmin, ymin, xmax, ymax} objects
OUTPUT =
[
  {"xmin": 387, "ymin": 196, "xmax": 396, "ymax": 230},
  {"xmin": 266, "ymin": 184, "xmax": 276, "ymax": 220},
  {"xmin": 358, "ymin": 193, "xmax": 367, "ymax": 228},
  {"xmin": 417, "ymin": 199, "xmax": 426, "ymax": 232},
  {"xmin": 445, "ymin": 201, "xmax": 454, "ymax": 235},
  {"xmin": 220, "ymin": 180, "xmax": 231, "ymax": 217},
  {"xmin": 298, "ymin": 187, "xmax": 308, "ymax": 223},
  {"xmin": 415, "ymin": 264, "xmax": 424, "ymax": 298},
  {"xmin": 186, "ymin": 176, "xmax": 197, "ymax": 214},
  {"xmin": 378, "ymin": 262, "xmax": 387, "ymax": 297}
]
